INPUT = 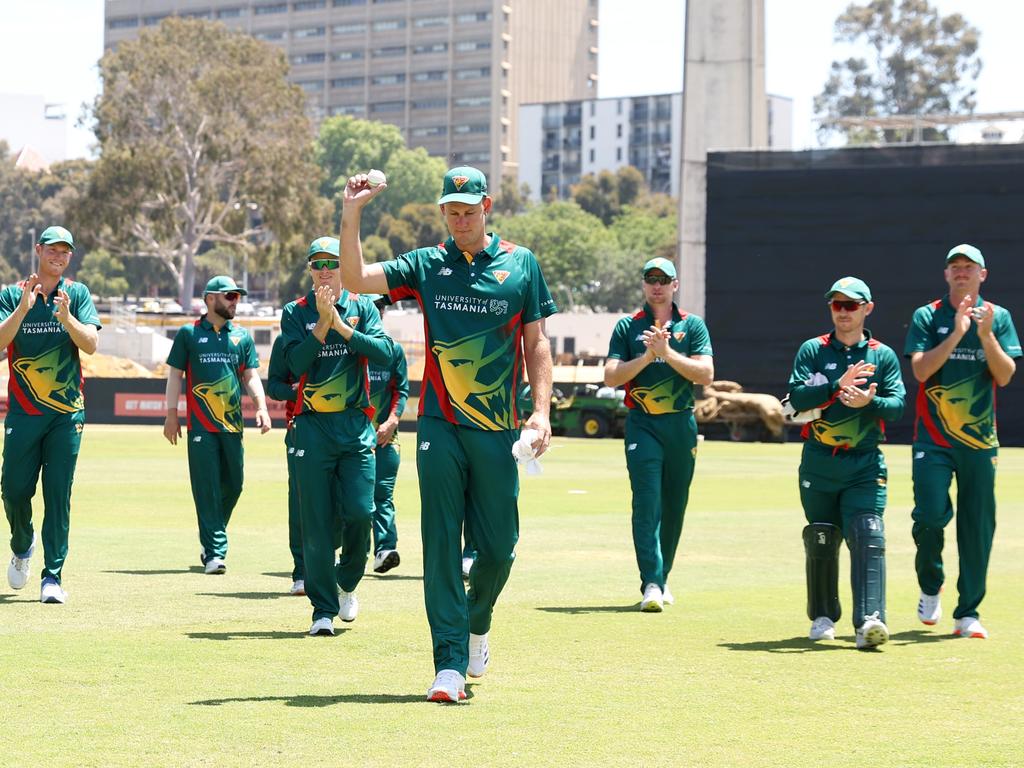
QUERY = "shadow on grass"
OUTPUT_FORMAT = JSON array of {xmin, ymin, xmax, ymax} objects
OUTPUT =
[
  {"xmin": 364, "ymin": 573, "xmax": 423, "ymax": 582},
  {"xmin": 888, "ymin": 629, "xmax": 951, "ymax": 645},
  {"xmin": 719, "ymin": 636, "xmax": 850, "ymax": 653},
  {"xmin": 261, "ymin": 572, "xmax": 292, "ymax": 579},
  {"xmin": 186, "ymin": 629, "xmax": 340, "ymax": 641},
  {"xmin": 196, "ymin": 591, "xmax": 289, "ymax": 601},
  {"xmin": 190, "ymin": 686, "xmax": 475, "ymax": 706},
  {"xmin": 103, "ymin": 568, "xmax": 204, "ymax": 575},
  {"xmin": 535, "ymin": 605, "xmax": 638, "ymax": 615},
  {"xmin": 0, "ymin": 594, "xmax": 36, "ymax": 604}
]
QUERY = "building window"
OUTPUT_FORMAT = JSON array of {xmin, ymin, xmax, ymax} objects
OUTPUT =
[
  {"xmin": 373, "ymin": 46, "xmax": 407, "ymax": 58},
  {"xmin": 414, "ymin": 42, "xmax": 448, "ymax": 54},
  {"xmin": 330, "ymin": 104, "xmax": 367, "ymax": 115},
  {"xmin": 454, "ymin": 95, "xmax": 490, "ymax": 108},
  {"xmin": 413, "ymin": 70, "xmax": 447, "ymax": 82},
  {"xmin": 616, "ymin": 124, "xmax": 623, "ymax": 138},
  {"xmin": 333, "ymin": 23, "xmax": 367, "ymax": 35},
  {"xmin": 254, "ymin": 329, "xmax": 272, "ymax": 344},
  {"xmin": 254, "ymin": 29, "xmax": 286, "ymax": 40},
  {"xmin": 589, "ymin": 125, "xmax": 595, "ymax": 140},
  {"xmin": 616, "ymin": 147, "xmax": 622, "ymax": 161},
  {"xmin": 411, "ymin": 126, "xmax": 447, "ymax": 137},
  {"xmin": 293, "ymin": 0, "xmax": 326, "ymax": 9},
  {"xmin": 291, "ymin": 52, "xmax": 326, "ymax": 64},
  {"xmin": 412, "ymin": 99, "xmax": 448, "ymax": 110},
  {"xmin": 373, "ymin": 19, "xmax": 406, "ymax": 31},
  {"xmin": 455, "ymin": 67, "xmax": 490, "ymax": 80},
  {"xmin": 455, "ymin": 11, "xmax": 491, "ymax": 24},
  {"xmin": 589, "ymin": 102, "xmax": 595, "ymax": 117},
  {"xmin": 372, "ymin": 73, "xmax": 406, "ymax": 86},
  {"xmin": 333, "ymin": 0, "xmax": 366, "ymax": 5},
  {"xmin": 143, "ymin": 14, "xmax": 169, "ymax": 25},
  {"xmin": 616, "ymin": 99, "xmax": 623, "ymax": 115},
  {"xmin": 371, "ymin": 101, "xmax": 405, "ymax": 113},
  {"xmin": 332, "ymin": 49, "xmax": 365, "ymax": 61},
  {"xmin": 293, "ymin": 26, "xmax": 325, "ymax": 38},
  {"xmin": 589, "ymin": 149, "xmax": 595, "ymax": 163},
  {"xmin": 414, "ymin": 16, "xmax": 448, "ymax": 28},
  {"xmin": 254, "ymin": 3, "xmax": 288, "ymax": 14},
  {"xmin": 181, "ymin": 10, "xmax": 212, "ymax": 19},
  {"xmin": 216, "ymin": 7, "xmax": 245, "ymax": 18},
  {"xmin": 454, "ymin": 40, "xmax": 491, "ymax": 52},
  {"xmin": 458, "ymin": 151, "xmax": 490, "ymax": 163},
  {"xmin": 297, "ymin": 80, "xmax": 325, "ymax": 92},
  {"xmin": 107, "ymin": 16, "xmax": 139, "ymax": 28},
  {"xmin": 331, "ymin": 76, "xmax": 365, "ymax": 88},
  {"xmin": 454, "ymin": 124, "xmax": 489, "ymax": 135}
]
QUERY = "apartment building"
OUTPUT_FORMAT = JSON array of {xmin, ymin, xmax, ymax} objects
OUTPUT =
[{"xmin": 104, "ymin": 0, "xmax": 598, "ymax": 186}]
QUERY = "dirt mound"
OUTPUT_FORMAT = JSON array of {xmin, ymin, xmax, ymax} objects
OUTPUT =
[{"xmin": 81, "ymin": 353, "xmax": 157, "ymax": 378}]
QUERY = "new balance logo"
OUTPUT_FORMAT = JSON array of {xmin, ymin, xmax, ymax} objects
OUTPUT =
[
  {"xmin": 5, "ymin": 428, "xmax": 11, "ymax": 435},
  {"xmin": 193, "ymin": 435, "xmax": 202, "ymax": 442},
  {"xmin": 938, "ymin": 326, "xmax": 949, "ymax": 334},
  {"xmin": 306, "ymin": 322, "xmax": 316, "ymax": 330},
  {"xmin": 914, "ymin": 451, "xmax": 925, "ymax": 459},
  {"xmin": 295, "ymin": 449, "xmax": 305, "ymax": 457},
  {"xmin": 438, "ymin": 267, "xmax": 453, "ymax": 276},
  {"xmin": 825, "ymin": 363, "xmax": 837, "ymax": 370},
  {"xmin": 627, "ymin": 443, "xmax": 637, "ymax": 451},
  {"xmin": 198, "ymin": 337, "xmax": 209, "ymax": 344},
  {"xmin": 419, "ymin": 441, "xmax": 431, "ymax": 450},
  {"xmin": 288, "ymin": 447, "xmax": 295, "ymax": 455},
  {"xmin": 801, "ymin": 480, "xmax": 811, "ymax": 488}
]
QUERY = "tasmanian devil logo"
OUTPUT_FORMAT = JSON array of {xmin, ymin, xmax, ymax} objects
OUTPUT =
[
  {"xmin": 926, "ymin": 375, "xmax": 996, "ymax": 449},
  {"xmin": 12, "ymin": 348, "xmax": 83, "ymax": 413},
  {"xmin": 347, "ymin": 317, "xmax": 360, "ymax": 328},
  {"xmin": 302, "ymin": 371, "xmax": 359, "ymax": 413},
  {"xmin": 452, "ymin": 175, "xmax": 470, "ymax": 190},
  {"xmin": 673, "ymin": 331, "xmax": 686, "ymax": 342},
  {"xmin": 493, "ymin": 270, "xmax": 510, "ymax": 285},
  {"xmin": 629, "ymin": 376, "xmax": 683, "ymax": 415},
  {"xmin": 432, "ymin": 326, "xmax": 516, "ymax": 430},
  {"xmin": 810, "ymin": 413, "xmax": 874, "ymax": 448},
  {"xmin": 192, "ymin": 374, "xmax": 242, "ymax": 432}
]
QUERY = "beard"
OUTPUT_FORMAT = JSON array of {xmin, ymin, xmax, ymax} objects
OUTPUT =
[{"xmin": 212, "ymin": 301, "xmax": 236, "ymax": 321}]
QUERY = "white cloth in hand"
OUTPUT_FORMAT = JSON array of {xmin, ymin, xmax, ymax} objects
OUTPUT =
[{"xmin": 511, "ymin": 428, "xmax": 542, "ymax": 476}]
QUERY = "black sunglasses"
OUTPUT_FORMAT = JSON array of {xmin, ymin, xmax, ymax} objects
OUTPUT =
[
  {"xmin": 220, "ymin": 291, "xmax": 241, "ymax": 302},
  {"xmin": 829, "ymin": 299, "xmax": 865, "ymax": 312},
  {"xmin": 643, "ymin": 274, "xmax": 673, "ymax": 286},
  {"xmin": 310, "ymin": 258, "xmax": 340, "ymax": 271}
]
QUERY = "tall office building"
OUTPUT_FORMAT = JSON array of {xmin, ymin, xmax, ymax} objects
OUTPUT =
[
  {"xmin": 518, "ymin": 92, "xmax": 792, "ymax": 201},
  {"xmin": 104, "ymin": 0, "xmax": 598, "ymax": 185}
]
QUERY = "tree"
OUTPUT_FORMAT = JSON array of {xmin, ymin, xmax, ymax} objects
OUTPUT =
[
  {"xmin": 76, "ymin": 249, "xmax": 129, "ymax": 298},
  {"xmin": 316, "ymin": 117, "xmax": 448, "ymax": 235},
  {"xmin": 492, "ymin": 175, "xmax": 531, "ymax": 216},
  {"xmin": 814, "ymin": 0, "xmax": 982, "ymax": 144},
  {"xmin": 571, "ymin": 166, "xmax": 650, "ymax": 225},
  {"xmin": 75, "ymin": 18, "xmax": 328, "ymax": 305}
]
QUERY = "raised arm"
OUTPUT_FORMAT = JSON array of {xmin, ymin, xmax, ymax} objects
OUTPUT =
[{"xmin": 339, "ymin": 173, "xmax": 391, "ymax": 294}]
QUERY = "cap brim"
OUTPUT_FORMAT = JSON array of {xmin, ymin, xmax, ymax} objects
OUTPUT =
[
  {"xmin": 208, "ymin": 288, "xmax": 248, "ymax": 296},
  {"xmin": 439, "ymin": 193, "xmax": 485, "ymax": 205},
  {"xmin": 41, "ymin": 239, "xmax": 74, "ymax": 250}
]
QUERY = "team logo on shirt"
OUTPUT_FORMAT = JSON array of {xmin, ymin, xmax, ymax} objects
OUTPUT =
[
  {"xmin": 810, "ymin": 413, "xmax": 874, "ymax": 449},
  {"xmin": 11, "ymin": 347, "xmax": 83, "ymax": 413},
  {"xmin": 347, "ymin": 316, "xmax": 360, "ymax": 328},
  {"xmin": 192, "ymin": 374, "xmax": 242, "ymax": 432},
  {"xmin": 673, "ymin": 330, "xmax": 686, "ymax": 342},
  {"xmin": 302, "ymin": 370, "xmax": 360, "ymax": 413},
  {"xmin": 493, "ymin": 270, "xmax": 510, "ymax": 285},
  {"xmin": 230, "ymin": 336, "xmax": 242, "ymax": 347},
  {"xmin": 629, "ymin": 375, "xmax": 685, "ymax": 415},
  {"xmin": 432, "ymin": 325, "xmax": 517, "ymax": 430},
  {"xmin": 925, "ymin": 375, "xmax": 996, "ymax": 449},
  {"xmin": 438, "ymin": 267, "xmax": 453, "ymax": 276}
]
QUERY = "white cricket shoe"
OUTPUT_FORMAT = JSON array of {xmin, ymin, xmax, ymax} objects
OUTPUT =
[
  {"xmin": 339, "ymin": 589, "xmax": 359, "ymax": 622},
  {"xmin": 204, "ymin": 557, "xmax": 226, "ymax": 575},
  {"xmin": 40, "ymin": 577, "xmax": 67, "ymax": 605},
  {"xmin": 373, "ymin": 549, "xmax": 400, "ymax": 574},
  {"xmin": 917, "ymin": 590, "xmax": 942, "ymax": 625},
  {"xmin": 953, "ymin": 616, "xmax": 989, "ymax": 639},
  {"xmin": 640, "ymin": 583, "xmax": 664, "ymax": 613},
  {"xmin": 468, "ymin": 632, "xmax": 490, "ymax": 678},
  {"xmin": 427, "ymin": 669, "xmax": 467, "ymax": 703},
  {"xmin": 855, "ymin": 613, "xmax": 889, "ymax": 650},
  {"xmin": 662, "ymin": 585, "xmax": 675, "ymax": 606},
  {"xmin": 309, "ymin": 617, "xmax": 335, "ymax": 636},
  {"xmin": 461, "ymin": 557, "xmax": 473, "ymax": 581},
  {"xmin": 7, "ymin": 537, "xmax": 34, "ymax": 590},
  {"xmin": 809, "ymin": 616, "xmax": 836, "ymax": 641},
  {"xmin": 289, "ymin": 580, "xmax": 305, "ymax": 596}
]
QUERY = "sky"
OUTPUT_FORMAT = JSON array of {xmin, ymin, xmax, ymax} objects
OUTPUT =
[{"xmin": 0, "ymin": 0, "xmax": 1021, "ymax": 159}]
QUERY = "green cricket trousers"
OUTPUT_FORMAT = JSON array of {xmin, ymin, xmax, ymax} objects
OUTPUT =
[
  {"xmin": 625, "ymin": 409, "xmax": 698, "ymax": 593},
  {"xmin": 293, "ymin": 410, "xmax": 374, "ymax": 621},
  {"xmin": 416, "ymin": 415, "xmax": 519, "ymax": 675},
  {"xmin": 285, "ymin": 426, "xmax": 303, "ymax": 582},
  {"xmin": 372, "ymin": 440, "xmax": 400, "ymax": 553},
  {"xmin": 911, "ymin": 442, "xmax": 998, "ymax": 619},
  {"xmin": 2, "ymin": 410, "xmax": 84, "ymax": 583},
  {"xmin": 186, "ymin": 430, "xmax": 243, "ymax": 563}
]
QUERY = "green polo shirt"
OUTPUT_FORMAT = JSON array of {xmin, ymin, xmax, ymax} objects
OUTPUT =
[
  {"xmin": 166, "ymin": 316, "xmax": 258, "ymax": 433},
  {"xmin": 368, "ymin": 343, "xmax": 409, "ymax": 428},
  {"xmin": 607, "ymin": 303, "xmax": 713, "ymax": 414},
  {"xmin": 0, "ymin": 277, "xmax": 101, "ymax": 416},
  {"xmin": 904, "ymin": 295, "xmax": 1021, "ymax": 449},
  {"xmin": 267, "ymin": 334, "xmax": 298, "ymax": 422},
  {"xmin": 788, "ymin": 330, "xmax": 905, "ymax": 451},
  {"xmin": 381, "ymin": 233, "xmax": 557, "ymax": 431},
  {"xmin": 279, "ymin": 289, "xmax": 393, "ymax": 418}
]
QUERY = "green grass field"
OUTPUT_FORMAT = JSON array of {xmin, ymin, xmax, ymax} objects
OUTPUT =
[{"xmin": 1, "ymin": 426, "xmax": 1022, "ymax": 767}]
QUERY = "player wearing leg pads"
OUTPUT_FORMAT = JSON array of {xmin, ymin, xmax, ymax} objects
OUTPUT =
[
  {"xmin": 789, "ymin": 277, "xmax": 905, "ymax": 649},
  {"xmin": 803, "ymin": 522, "xmax": 842, "ymax": 626}
]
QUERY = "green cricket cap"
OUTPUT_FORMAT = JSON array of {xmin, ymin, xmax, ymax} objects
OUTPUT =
[
  {"xmin": 946, "ymin": 243, "xmax": 985, "ymax": 268},
  {"xmin": 204, "ymin": 275, "xmax": 247, "ymax": 296},
  {"xmin": 438, "ymin": 166, "xmax": 488, "ymax": 205},
  {"xmin": 825, "ymin": 276, "xmax": 871, "ymax": 302},
  {"xmin": 307, "ymin": 236, "xmax": 340, "ymax": 259},
  {"xmin": 38, "ymin": 226, "xmax": 75, "ymax": 251},
  {"xmin": 642, "ymin": 257, "xmax": 677, "ymax": 279}
]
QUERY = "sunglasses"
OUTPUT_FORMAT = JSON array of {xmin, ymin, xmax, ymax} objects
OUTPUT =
[
  {"xmin": 643, "ymin": 274, "xmax": 673, "ymax": 286},
  {"xmin": 829, "ymin": 299, "xmax": 865, "ymax": 312},
  {"xmin": 310, "ymin": 258, "xmax": 340, "ymax": 271}
]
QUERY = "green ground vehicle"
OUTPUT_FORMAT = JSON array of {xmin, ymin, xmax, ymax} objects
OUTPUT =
[{"xmin": 519, "ymin": 383, "xmax": 628, "ymax": 438}]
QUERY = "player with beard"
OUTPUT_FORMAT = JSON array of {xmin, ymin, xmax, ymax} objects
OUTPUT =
[{"xmin": 163, "ymin": 276, "xmax": 270, "ymax": 574}]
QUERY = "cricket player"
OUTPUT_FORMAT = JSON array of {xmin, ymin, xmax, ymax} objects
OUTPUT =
[
  {"xmin": 2, "ymin": 226, "xmax": 101, "ymax": 604},
  {"xmin": 905, "ymin": 245, "xmax": 1020, "ymax": 639},
  {"xmin": 365, "ymin": 294, "xmax": 409, "ymax": 574},
  {"xmin": 279, "ymin": 236, "xmax": 394, "ymax": 637},
  {"xmin": 788, "ymin": 277, "xmax": 905, "ymax": 650},
  {"xmin": 339, "ymin": 166, "xmax": 557, "ymax": 704},
  {"xmin": 604, "ymin": 257, "xmax": 714, "ymax": 613},
  {"xmin": 164, "ymin": 275, "xmax": 271, "ymax": 574},
  {"xmin": 267, "ymin": 333, "xmax": 305, "ymax": 595}
]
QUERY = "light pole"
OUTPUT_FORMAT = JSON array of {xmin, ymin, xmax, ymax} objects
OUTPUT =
[{"xmin": 233, "ymin": 201, "xmax": 260, "ymax": 294}]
